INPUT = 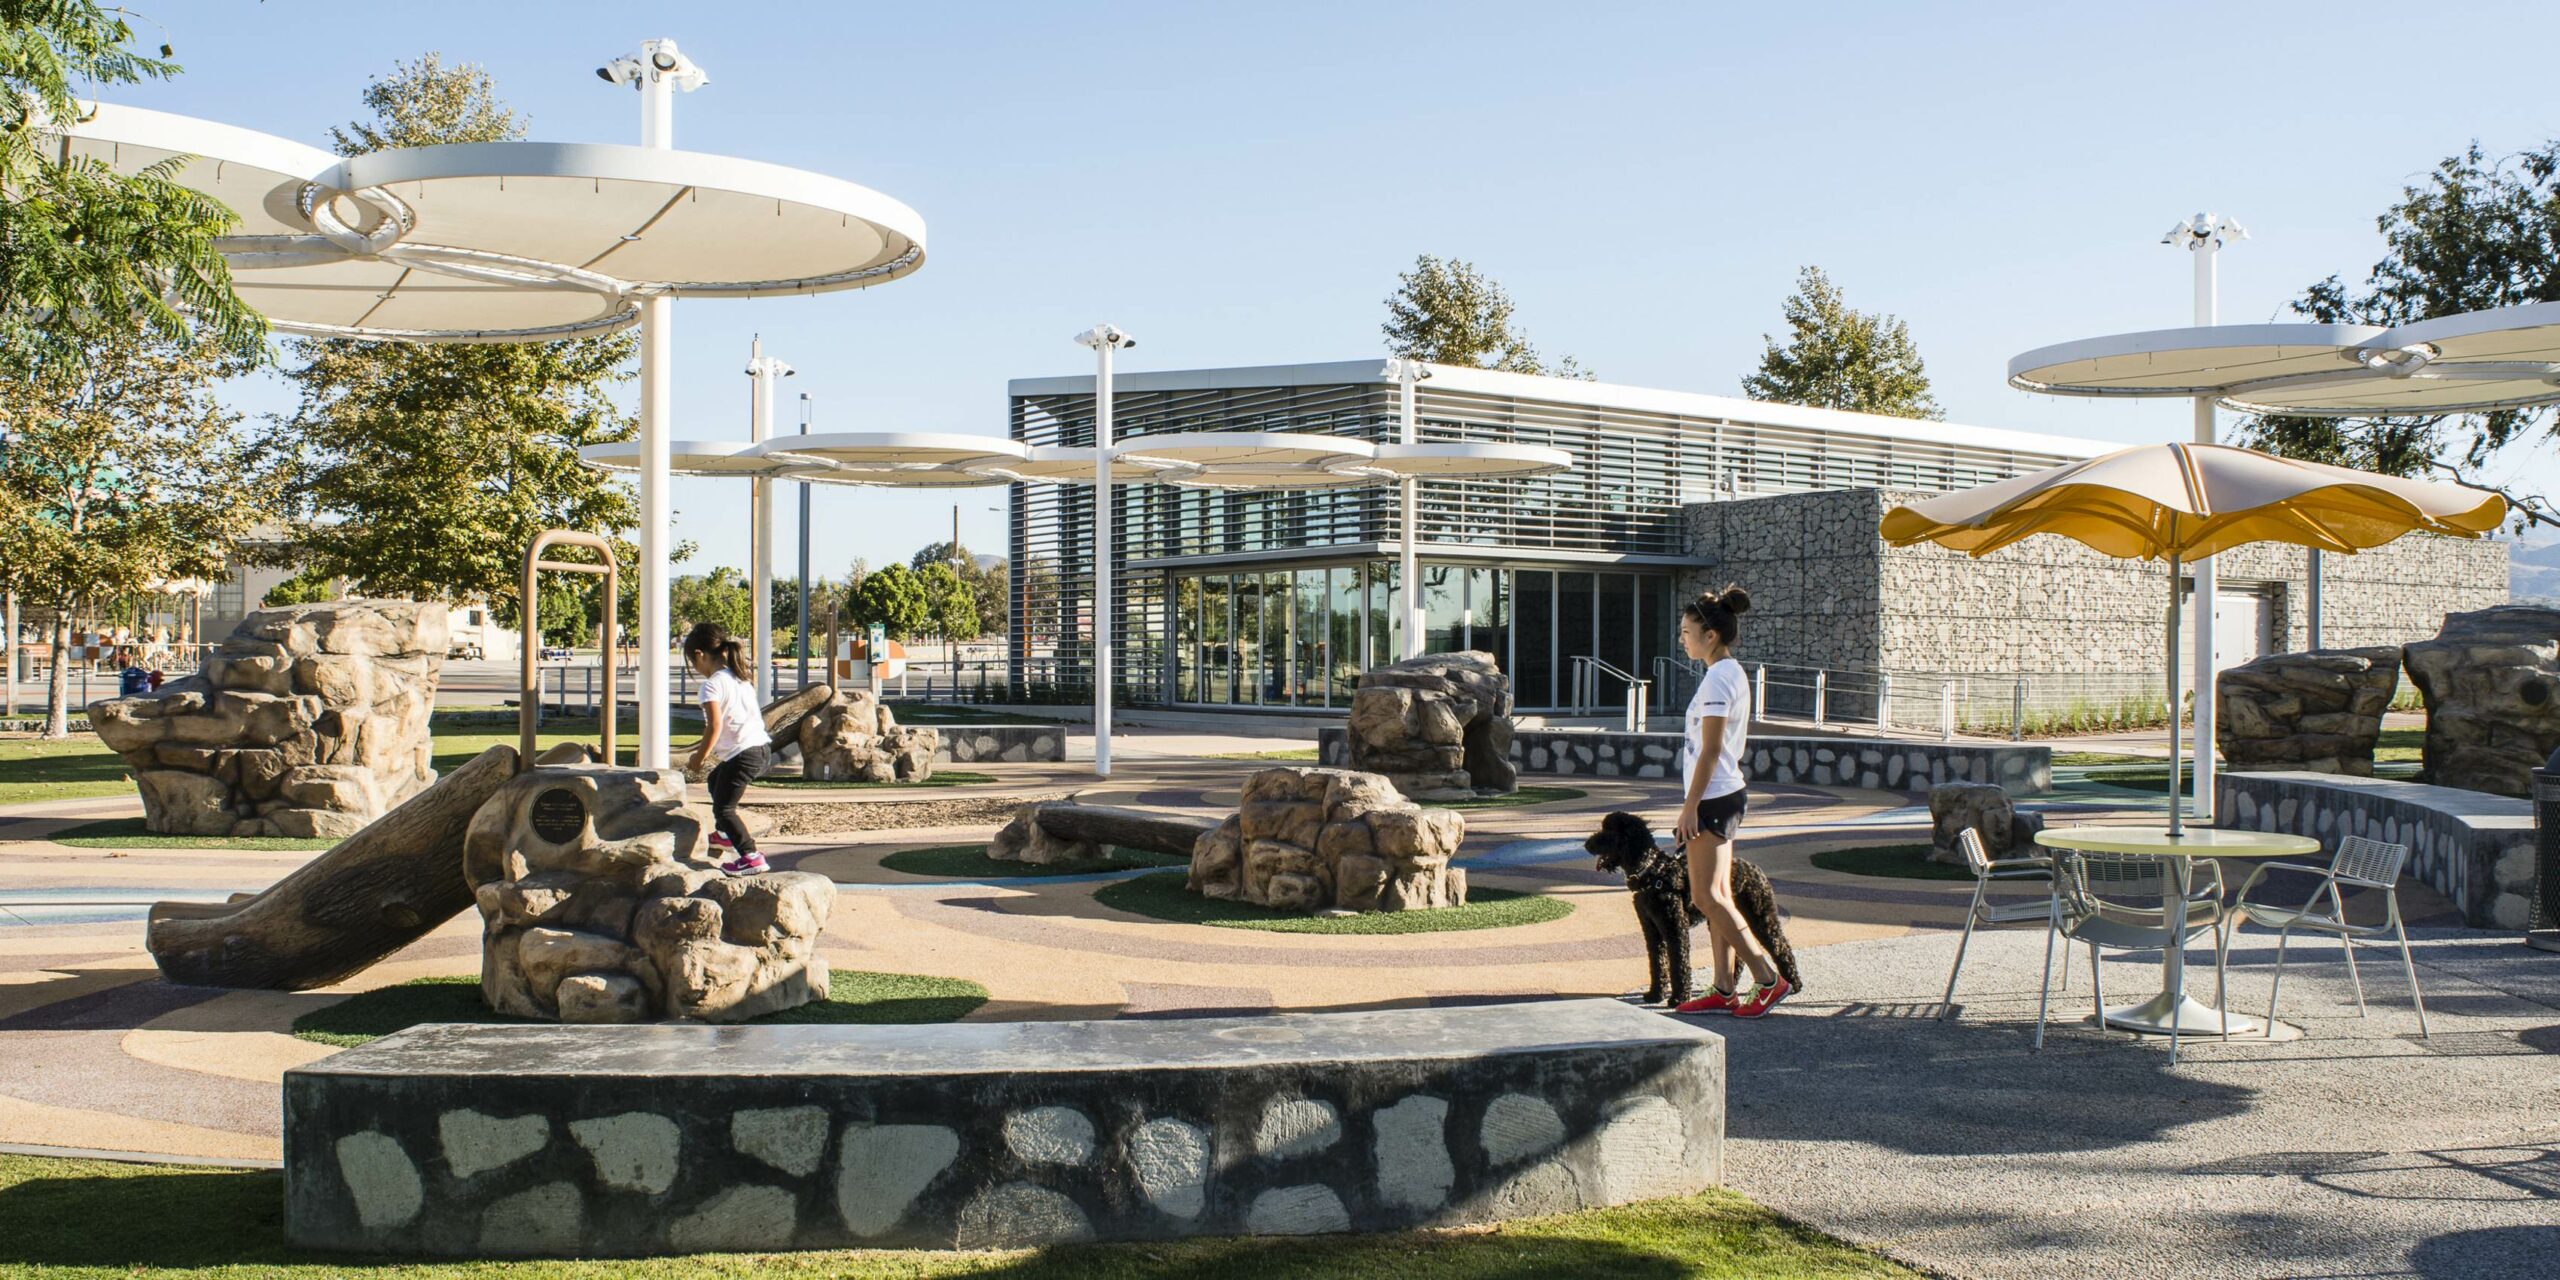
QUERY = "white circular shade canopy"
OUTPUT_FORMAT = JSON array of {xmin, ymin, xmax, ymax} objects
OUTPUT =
[
  {"xmin": 577, "ymin": 440, "xmax": 834, "ymax": 480},
  {"xmin": 2010, "ymin": 304, "xmax": 2560, "ymax": 416},
  {"xmin": 1345, "ymin": 441, "xmax": 1575, "ymax": 479},
  {"xmin": 59, "ymin": 103, "xmax": 927, "ymax": 342},
  {"xmin": 961, "ymin": 433, "xmax": 1573, "ymax": 488}
]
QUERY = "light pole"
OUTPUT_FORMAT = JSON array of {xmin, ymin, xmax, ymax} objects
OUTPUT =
[
  {"xmin": 2164, "ymin": 212, "xmax": 2245, "ymax": 822},
  {"xmin": 798, "ymin": 392, "xmax": 813, "ymax": 695},
  {"xmin": 1075, "ymin": 323, "xmax": 1136, "ymax": 777},
  {"xmin": 746, "ymin": 338, "xmax": 795, "ymax": 700},
  {"xmin": 1385, "ymin": 358, "xmax": 1433, "ymax": 659},
  {"xmin": 600, "ymin": 37, "xmax": 708, "ymax": 767}
]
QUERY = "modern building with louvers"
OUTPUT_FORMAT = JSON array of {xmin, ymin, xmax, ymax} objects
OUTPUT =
[{"xmin": 1003, "ymin": 359, "xmax": 2123, "ymax": 714}]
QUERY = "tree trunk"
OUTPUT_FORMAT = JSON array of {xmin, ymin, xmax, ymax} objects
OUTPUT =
[
  {"xmin": 145, "ymin": 744, "xmax": 522, "ymax": 990},
  {"xmin": 44, "ymin": 611, "xmax": 71, "ymax": 739},
  {"xmin": 1035, "ymin": 803, "xmax": 1221, "ymax": 857}
]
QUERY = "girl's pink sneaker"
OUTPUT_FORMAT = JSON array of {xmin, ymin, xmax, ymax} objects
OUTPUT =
[{"xmin": 719, "ymin": 852, "xmax": 769, "ymax": 877}]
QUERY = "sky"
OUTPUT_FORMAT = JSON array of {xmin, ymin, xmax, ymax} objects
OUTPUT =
[{"xmin": 107, "ymin": 0, "xmax": 2560, "ymax": 578}]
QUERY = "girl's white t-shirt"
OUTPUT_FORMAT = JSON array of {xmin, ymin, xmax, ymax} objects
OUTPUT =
[
  {"xmin": 1681, "ymin": 657, "xmax": 1751, "ymax": 800},
  {"xmin": 697, "ymin": 668, "xmax": 772, "ymax": 763}
]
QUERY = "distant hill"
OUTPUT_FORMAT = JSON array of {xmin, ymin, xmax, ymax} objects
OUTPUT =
[{"xmin": 2509, "ymin": 533, "xmax": 2560, "ymax": 603}]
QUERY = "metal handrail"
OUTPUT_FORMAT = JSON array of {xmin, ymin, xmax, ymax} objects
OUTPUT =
[
  {"xmin": 1568, "ymin": 655, "xmax": 1651, "ymax": 729},
  {"xmin": 520, "ymin": 530, "xmax": 618, "ymax": 762}
]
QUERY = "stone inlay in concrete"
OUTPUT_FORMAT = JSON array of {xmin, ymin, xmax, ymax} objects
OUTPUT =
[
  {"xmin": 334, "ymin": 1130, "xmax": 422, "ymax": 1230},
  {"xmin": 1254, "ymin": 1097, "xmax": 1340, "ymax": 1160},
  {"xmin": 1372, "ymin": 1094, "xmax": 1454, "ymax": 1210},
  {"xmin": 1246, "ymin": 1183, "xmax": 1350, "ymax": 1235},
  {"xmin": 835, "ymin": 1123, "xmax": 961, "ymax": 1238},
  {"xmin": 570, "ymin": 1112, "xmax": 680, "ymax": 1194},
  {"xmin": 955, "ymin": 1181, "xmax": 1092, "ymax": 1249},
  {"xmin": 1129, "ymin": 1116, "xmax": 1210, "ymax": 1219},
  {"xmin": 1480, "ymin": 1093, "xmax": 1565, "ymax": 1166},
  {"xmin": 479, "ymin": 1181, "xmax": 580, "ymax": 1254},
  {"xmin": 731, "ymin": 1105, "xmax": 828, "ymax": 1177},
  {"xmin": 438, "ymin": 1109, "xmax": 547, "ymax": 1179},
  {"xmin": 1001, "ymin": 1105, "xmax": 1095, "ymax": 1167},
  {"xmin": 668, "ymin": 1184, "xmax": 798, "ymax": 1253}
]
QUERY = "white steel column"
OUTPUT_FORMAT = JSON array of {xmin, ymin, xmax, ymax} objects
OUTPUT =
[
  {"xmin": 1077, "ymin": 324, "xmax": 1135, "ymax": 777},
  {"xmin": 2170, "ymin": 212, "xmax": 2242, "ymax": 823},
  {"xmin": 633, "ymin": 40, "xmax": 685, "ymax": 767},
  {"xmin": 3, "ymin": 592, "xmax": 15, "ymax": 719},
  {"xmin": 1388, "ymin": 359, "xmax": 1432, "ymax": 659},
  {"xmin": 746, "ymin": 339, "xmax": 793, "ymax": 701}
]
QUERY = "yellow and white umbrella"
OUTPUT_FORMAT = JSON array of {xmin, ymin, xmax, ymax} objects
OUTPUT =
[{"xmin": 1882, "ymin": 441, "xmax": 2503, "ymax": 831}]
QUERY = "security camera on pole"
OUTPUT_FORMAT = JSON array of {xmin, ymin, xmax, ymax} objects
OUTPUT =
[
  {"xmin": 2162, "ymin": 212, "xmax": 2245, "ymax": 822},
  {"xmin": 746, "ymin": 338, "xmax": 796, "ymax": 701},
  {"xmin": 1385, "ymin": 358, "xmax": 1433, "ymax": 660},
  {"xmin": 599, "ymin": 38, "xmax": 709, "ymax": 768},
  {"xmin": 1075, "ymin": 323, "xmax": 1136, "ymax": 777}
]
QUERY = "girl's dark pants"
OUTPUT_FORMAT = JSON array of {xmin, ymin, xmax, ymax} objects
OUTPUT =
[{"xmin": 707, "ymin": 744, "xmax": 771, "ymax": 855}]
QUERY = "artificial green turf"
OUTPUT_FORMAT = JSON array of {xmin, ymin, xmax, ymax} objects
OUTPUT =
[
  {"xmin": 881, "ymin": 843, "xmax": 1187, "ymax": 879},
  {"xmin": 756, "ymin": 770, "xmax": 997, "ymax": 791},
  {"xmin": 1422, "ymin": 784, "xmax": 1588, "ymax": 811},
  {"xmin": 289, "ymin": 970, "xmax": 989, "ymax": 1048},
  {"xmin": 1807, "ymin": 842, "xmax": 1975, "ymax": 882},
  {"xmin": 0, "ymin": 1155, "xmax": 1917, "ymax": 1278},
  {"xmin": 41, "ymin": 817, "xmax": 336, "ymax": 852},
  {"xmin": 1094, "ymin": 871, "xmax": 1573, "ymax": 934}
]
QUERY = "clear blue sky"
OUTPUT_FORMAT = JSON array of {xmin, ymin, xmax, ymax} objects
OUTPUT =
[{"xmin": 111, "ymin": 0, "xmax": 2560, "ymax": 578}]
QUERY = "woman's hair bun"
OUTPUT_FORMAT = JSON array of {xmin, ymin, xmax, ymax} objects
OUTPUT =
[{"xmin": 1717, "ymin": 585, "xmax": 1753, "ymax": 616}]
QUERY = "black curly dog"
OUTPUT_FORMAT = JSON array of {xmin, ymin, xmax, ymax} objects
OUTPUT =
[{"xmin": 1584, "ymin": 811, "xmax": 1803, "ymax": 1007}]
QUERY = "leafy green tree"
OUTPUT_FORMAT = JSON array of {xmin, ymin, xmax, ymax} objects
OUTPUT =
[
  {"xmin": 669, "ymin": 568, "xmax": 750, "ymax": 644},
  {"xmin": 845, "ymin": 563, "xmax": 929, "ymax": 642},
  {"xmin": 1, "ymin": 3, "xmax": 263, "ymax": 364},
  {"xmin": 261, "ymin": 567, "xmax": 338, "ymax": 608},
  {"xmin": 2238, "ymin": 140, "xmax": 2560, "ymax": 527},
  {"xmin": 1742, "ymin": 267, "xmax": 1942, "ymax": 420},
  {"xmin": 0, "ymin": 327, "xmax": 281, "ymax": 735},
  {"xmin": 918, "ymin": 561, "xmax": 980, "ymax": 648},
  {"xmin": 268, "ymin": 55, "xmax": 639, "ymax": 623},
  {"xmin": 1382, "ymin": 255, "xmax": 1587, "ymax": 377},
  {"xmin": 910, "ymin": 540, "xmax": 1006, "ymax": 637}
]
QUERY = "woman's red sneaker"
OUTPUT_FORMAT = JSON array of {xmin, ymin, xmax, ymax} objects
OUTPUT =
[
  {"xmin": 1731, "ymin": 974, "xmax": 1793, "ymax": 1018},
  {"xmin": 1673, "ymin": 989, "xmax": 1737, "ymax": 1014}
]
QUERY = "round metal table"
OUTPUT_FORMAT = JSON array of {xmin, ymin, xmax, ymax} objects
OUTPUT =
[{"xmin": 2034, "ymin": 825, "xmax": 2320, "ymax": 1037}]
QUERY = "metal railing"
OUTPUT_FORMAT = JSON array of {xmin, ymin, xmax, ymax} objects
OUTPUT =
[
  {"xmin": 1568, "ymin": 655, "xmax": 1651, "ymax": 730},
  {"xmin": 1648, "ymin": 656, "xmax": 2226, "ymax": 740}
]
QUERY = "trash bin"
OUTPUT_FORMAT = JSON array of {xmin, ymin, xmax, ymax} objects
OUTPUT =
[{"xmin": 2531, "ymin": 765, "xmax": 2560, "ymax": 953}]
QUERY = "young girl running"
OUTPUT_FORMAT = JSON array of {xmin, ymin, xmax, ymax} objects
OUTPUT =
[
  {"xmin": 1672, "ymin": 586, "xmax": 1791, "ymax": 1018},
  {"xmin": 682, "ymin": 622, "xmax": 773, "ymax": 876}
]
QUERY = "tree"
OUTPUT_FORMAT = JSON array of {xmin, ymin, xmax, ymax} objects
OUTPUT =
[
  {"xmin": 1382, "ymin": 255, "xmax": 1587, "ymax": 377},
  {"xmin": 0, "ymin": 327, "xmax": 282, "ymax": 734},
  {"xmin": 262, "ymin": 567, "xmax": 338, "ymax": 608},
  {"xmin": 845, "ymin": 563, "xmax": 929, "ymax": 642},
  {"xmin": 1, "ymin": 3, "xmax": 264, "ymax": 365},
  {"xmin": 910, "ymin": 540, "xmax": 1007, "ymax": 637},
  {"xmin": 2239, "ymin": 140, "xmax": 2560, "ymax": 526},
  {"xmin": 1741, "ymin": 267, "xmax": 1942, "ymax": 420},
  {"xmin": 268, "ymin": 56, "xmax": 639, "ymax": 623},
  {"xmin": 919, "ymin": 560, "xmax": 980, "ymax": 649},
  {"xmin": 668, "ymin": 568, "xmax": 750, "ymax": 644}
]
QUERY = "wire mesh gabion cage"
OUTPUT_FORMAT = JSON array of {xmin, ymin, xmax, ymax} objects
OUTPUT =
[{"xmin": 2530, "ymin": 767, "xmax": 2560, "ymax": 952}]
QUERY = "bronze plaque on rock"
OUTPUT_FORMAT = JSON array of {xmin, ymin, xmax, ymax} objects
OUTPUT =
[{"xmin": 529, "ymin": 787, "xmax": 587, "ymax": 845}]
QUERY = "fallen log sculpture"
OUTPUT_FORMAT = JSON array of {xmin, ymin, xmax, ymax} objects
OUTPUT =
[
  {"xmin": 988, "ymin": 800, "xmax": 1220, "ymax": 865},
  {"xmin": 145, "ymin": 744, "xmax": 522, "ymax": 990}
]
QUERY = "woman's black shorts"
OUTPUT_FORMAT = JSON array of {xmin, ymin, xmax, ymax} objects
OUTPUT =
[{"xmin": 1691, "ymin": 788, "xmax": 1748, "ymax": 840}]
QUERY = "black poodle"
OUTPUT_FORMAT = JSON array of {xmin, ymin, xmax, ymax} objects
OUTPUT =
[{"xmin": 1584, "ymin": 810, "xmax": 1803, "ymax": 1007}]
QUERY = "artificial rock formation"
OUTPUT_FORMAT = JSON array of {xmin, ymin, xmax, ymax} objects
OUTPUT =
[
  {"xmin": 1345, "ymin": 651, "xmax": 1516, "ymax": 800},
  {"xmin": 2403, "ymin": 604, "xmax": 2560, "ymax": 797},
  {"xmin": 90, "ymin": 600, "xmax": 445, "ymax": 839},
  {"xmin": 2215, "ymin": 647, "xmax": 2400, "ymax": 776},
  {"xmin": 797, "ymin": 687, "xmax": 940, "ymax": 783},
  {"xmin": 989, "ymin": 801, "xmax": 1217, "ymax": 866},
  {"xmin": 1928, "ymin": 781, "xmax": 2041, "ymax": 865},
  {"xmin": 467, "ymin": 765, "xmax": 831, "ymax": 1023},
  {"xmin": 1187, "ymin": 767, "xmax": 1466, "ymax": 913}
]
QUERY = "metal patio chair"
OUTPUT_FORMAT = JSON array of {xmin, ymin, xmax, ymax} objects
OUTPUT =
[
  {"xmin": 1939, "ymin": 826, "xmax": 2070, "ymax": 1031},
  {"xmin": 2225, "ymin": 834, "xmax": 2427, "ymax": 1039},
  {"xmin": 2048, "ymin": 850, "xmax": 2231, "ymax": 1063}
]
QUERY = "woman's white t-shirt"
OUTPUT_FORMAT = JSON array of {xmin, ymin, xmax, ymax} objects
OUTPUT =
[
  {"xmin": 1681, "ymin": 657, "xmax": 1751, "ymax": 800},
  {"xmin": 697, "ymin": 668, "xmax": 771, "ymax": 763}
]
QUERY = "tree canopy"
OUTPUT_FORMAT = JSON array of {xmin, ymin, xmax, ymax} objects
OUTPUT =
[
  {"xmin": 1741, "ymin": 267, "xmax": 1941, "ymax": 420},
  {"xmin": 1382, "ymin": 255, "xmax": 1586, "ymax": 377},
  {"xmin": 266, "ymin": 55, "xmax": 640, "ymax": 623},
  {"xmin": 845, "ymin": 563, "xmax": 930, "ymax": 642},
  {"xmin": 2239, "ymin": 139, "xmax": 2560, "ymax": 526},
  {"xmin": 909, "ymin": 539, "xmax": 1006, "ymax": 638}
]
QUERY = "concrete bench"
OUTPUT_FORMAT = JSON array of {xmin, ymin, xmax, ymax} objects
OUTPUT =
[
  {"xmin": 1319, "ymin": 726, "xmax": 2052, "ymax": 796},
  {"xmin": 2217, "ymin": 771, "xmax": 2536, "ymax": 929},
  {"xmin": 284, "ymin": 999, "xmax": 1723, "ymax": 1257}
]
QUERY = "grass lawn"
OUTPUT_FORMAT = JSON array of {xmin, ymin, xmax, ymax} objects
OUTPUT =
[
  {"xmin": 882, "ymin": 844, "xmax": 1187, "ymax": 879},
  {"xmin": 1094, "ymin": 871, "xmax": 1572, "ymax": 935},
  {"xmin": 0, "ymin": 1156, "xmax": 1916, "ymax": 1279},
  {"xmin": 1424, "ymin": 785, "xmax": 1587, "ymax": 811},
  {"xmin": 1807, "ymin": 842, "xmax": 1973, "ymax": 882},
  {"xmin": 757, "ymin": 770, "xmax": 998, "ymax": 791},
  {"xmin": 291, "ymin": 971, "xmax": 989, "ymax": 1048},
  {"xmin": 1206, "ymin": 747, "xmax": 1322, "ymax": 761},
  {"xmin": 2050, "ymin": 750, "xmax": 2156, "ymax": 768},
  {"xmin": 883, "ymin": 703, "xmax": 1062, "ymax": 726},
  {"xmin": 41, "ymin": 816, "xmax": 335, "ymax": 852},
  {"xmin": 0, "ymin": 734, "xmax": 136, "ymax": 806}
]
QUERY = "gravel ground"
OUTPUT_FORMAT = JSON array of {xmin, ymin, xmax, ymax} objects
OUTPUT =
[{"xmin": 751, "ymin": 793, "xmax": 1065, "ymax": 836}]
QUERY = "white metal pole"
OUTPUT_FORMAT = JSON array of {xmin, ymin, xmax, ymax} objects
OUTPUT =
[
  {"xmin": 2166, "ymin": 550, "xmax": 2186, "ymax": 837},
  {"xmin": 1393, "ymin": 360, "xmax": 1428, "ymax": 660},
  {"xmin": 1092, "ymin": 336, "xmax": 1117, "ymax": 778},
  {"xmin": 2188, "ymin": 220, "xmax": 2223, "ymax": 823},
  {"xmin": 3, "ymin": 592, "xmax": 15, "ymax": 719},
  {"xmin": 633, "ymin": 43, "xmax": 682, "ymax": 768},
  {"xmin": 2307, "ymin": 550, "xmax": 2324, "ymax": 649},
  {"xmin": 798, "ymin": 393, "xmax": 813, "ymax": 695},
  {"xmin": 746, "ymin": 340, "xmax": 790, "ymax": 702}
]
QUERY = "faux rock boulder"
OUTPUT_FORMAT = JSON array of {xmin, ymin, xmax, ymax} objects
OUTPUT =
[
  {"xmin": 466, "ymin": 765, "xmax": 831, "ymax": 1023},
  {"xmin": 88, "ymin": 600, "xmax": 445, "ymax": 839},
  {"xmin": 2215, "ymin": 647, "xmax": 2401, "ymax": 776},
  {"xmin": 2403, "ymin": 604, "xmax": 2560, "ymax": 796},
  {"xmin": 1345, "ymin": 651, "xmax": 1516, "ymax": 799},
  {"xmin": 796, "ymin": 687, "xmax": 940, "ymax": 783},
  {"xmin": 1928, "ymin": 781, "xmax": 2042, "ymax": 864},
  {"xmin": 1187, "ymin": 767, "xmax": 1466, "ymax": 912}
]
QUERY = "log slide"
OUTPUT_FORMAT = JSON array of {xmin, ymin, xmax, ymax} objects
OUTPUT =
[
  {"xmin": 1033, "ymin": 802, "xmax": 1220, "ymax": 856},
  {"xmin": 145, "ymin": 745, "xmax": 522, "ymax": 990}
]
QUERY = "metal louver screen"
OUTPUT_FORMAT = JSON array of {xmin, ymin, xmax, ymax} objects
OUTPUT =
[{"xmin": 2534, "ymin": 769, "xmax": 2560, "ymax": 933}]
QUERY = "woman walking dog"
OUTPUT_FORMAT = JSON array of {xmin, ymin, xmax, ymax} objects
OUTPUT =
[{"xmin": 1672, "ymin": 586, "xmax": 1791, "ymax": 1017}]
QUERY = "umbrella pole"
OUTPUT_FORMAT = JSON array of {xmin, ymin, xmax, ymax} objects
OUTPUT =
[{"xmin": 2165, "ymin": 550, "xmax": 2184, "ymax": 837}]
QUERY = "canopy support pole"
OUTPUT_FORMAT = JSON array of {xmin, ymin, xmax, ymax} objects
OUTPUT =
[
  {"xmin": 798, "ymin": 393, "xmax": 813, "ymax": 696},
  {"xmin": 747, "ymin": 340, "xmax": 792, "ymax": 702},
  {"xmin": 1077, "ymin": 325, "xmax": 1135, "ymax": 778},
  {"xmin": 634, "ymin": 45, "xmax": 679, "ymax": 769},
  {"xmin": 1390, "ymin": 360, "xmax": 1431, "ymax": 660},
  {"xmin": 2165, "ymin": 548, "xmax": 2186, "ymax": 838}
]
